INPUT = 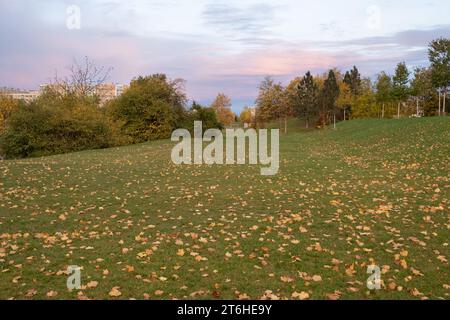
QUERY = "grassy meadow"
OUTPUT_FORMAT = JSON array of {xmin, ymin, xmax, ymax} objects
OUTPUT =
[{"xmin": 0, "ymin": 117, "xmax": 449, "ymax": 300}]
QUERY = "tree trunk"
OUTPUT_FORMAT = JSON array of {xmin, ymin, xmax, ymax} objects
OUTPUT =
[
  {"xmin": 444, "ymin": 91, "xmax": 447, "ymax": 115},
  {"xmin": 438, "ymin": 90, "xmax": 441, "ymax": 116},
  {"xmin": 333, "ymin": 113, "xmax": 336, "ymax": 129},
  {"xmin": 397, "ymin": 102, "xmax": 400, "ymax": 118},
  {"xmin": 416, "ymin": 97, "xmax": 419, "ymax": 117},
  {"xmin": 305, "ymin": 117, "xmax": 309, "ymax": 129},
  {"xmin": 284, "ymin": 117, "xmax": 287, "ymax": 134},
  {"xmin": 382, "ymin": 103, "xmax": 385, "ymax": 118},
  {"xmin": 343, "ymin": 108, "xmax": 346, "ymax": 121}
]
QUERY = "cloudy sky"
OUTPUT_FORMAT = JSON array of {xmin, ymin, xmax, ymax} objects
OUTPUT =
[{"xmin": 1, "ymin": 0, "xmax": 449, "ymax": 112}]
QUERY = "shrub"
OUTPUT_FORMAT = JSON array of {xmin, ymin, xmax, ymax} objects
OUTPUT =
[
  {"xmin": 0, "ymin": 95, "xmax": 19, "ymax": 134},
  {"xmin": 188, "ymin": 101, "xmax": 223, "ymax": 132},
  {"xmin": 0, "ymin": 93, "xmax": 121, "ymax": 159},
  {"xmin": 108, "ymin": 74, "xmax": 188, "ymax": 143}
]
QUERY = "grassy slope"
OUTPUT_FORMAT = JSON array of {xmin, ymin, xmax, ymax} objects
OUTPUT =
[{"xmin": 0, "ymin": 117, "xmax": 449, "ymax": 300}]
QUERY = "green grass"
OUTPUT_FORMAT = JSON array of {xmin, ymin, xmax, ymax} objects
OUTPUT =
[{"xmin": 0, "ymin": 117, "xmax": 449, "ymax": 300}]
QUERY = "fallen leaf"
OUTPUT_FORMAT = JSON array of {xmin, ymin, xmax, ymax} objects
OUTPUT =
[
  {"xmin": 292, "ymin": 291, "xmax": 309, "ymax": 300},
  {"xmin": 312, "ymin": 275, "xmax": 322, "ymax": 282},
  {"xmin": 326, "ymin": 291, "xmax": 341, "ymax": 300},
  {"xmin": 280, "ymin": 275, "xmax": 295, "ymax": 283},
  {"xmin": 109, "ymin": 287, "xmax": 122, "ymax": 297},
  {"xmin": 46, "ymin": 290, "xmax": 58, "ymax": 297},
  {"xmin": 25, "ymin": 289, "xmax": 37, "ymax": 297}
]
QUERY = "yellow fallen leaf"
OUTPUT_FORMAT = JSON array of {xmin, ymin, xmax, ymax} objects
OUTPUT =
[
  {"xmin": 25, "ymin": 289, "xmax": 37, "ymax": 297},
  {"xmin": 125, "ymin": 265, "xmax": 134, "ymax": 272},
  {"xmin": 312, "ymin": 275, "xmax": 322, "ymax": 282},
  {"xmin": 326, "ymin": 291, "xmax": 341, "ymax": 300},
  {"xmin": 238, "ymin": 293, "xmax": 250, "ymax": 300},
  {"xmin": 399, "ymin": 259, "xmax": 408, "ymax": 269},
  {"xmin": 109, "ymin": 287, "xmax": 122, "ymax": 297},
  {"xmin": 46, "ymin": 290, "xmax": 58, "ymax": 297},
  {"xmin": 387, "ymin": 282, "xmax": 397, "ymax": 290},
  {"xmin": 137, "ymin": 252, "xmax": 147, "ymax": 258},
  {"xmin": 410, "ymin": 288, "xmax": 422, "ymax": 297},
  {"xmin": 280, "ymin": 275, "xmax": 295, "ymax": 283},
  {"xmin": 292, "ymin": 291, "xmax": 309, "ymax": 300}
]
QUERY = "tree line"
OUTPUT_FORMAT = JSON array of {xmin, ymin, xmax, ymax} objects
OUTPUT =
[
  {"xmin": 0, "ymin": 58, "xmax": 236, "ymax": 159},
  {"xmin": 253, "ymin": 38, "xmax": 449, "ymax": 132},
  {"xmin": 0, "ymin": 38, "xmax": 447, "ymax": 158}
]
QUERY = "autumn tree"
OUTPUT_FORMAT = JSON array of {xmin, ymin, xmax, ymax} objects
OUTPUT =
[
  {"xmin": 190, "ymin": 101, "xmax": 222, "ymax": 131},
  {"xmin": 411, "ymin": 67, "xmax": 436, "ymax": 116},
  {"xmin": 108, "ymin": 74, "xmax": 187, "ymax": 143},
  {"xmin": 211, "ymin": 93, "xmax": 235, "ymax": 127},
  {"xmin": 337, "ymin": 82, "xmax": 353, "ymax": 121},
  {"xmin": 239, "ymin": 106, "xmax": 254, "ymax": 125},
  {"xmin": 428, "ymin": 38, "xmax": 450, "ymax": 115},
  {"xmin": 375, "ymin": 72, "xmax": 393, "ymax": 118},
  {"xmin": 50, "ymin": 56, "xmax": 112, "ymax": 99},
  {"xmin": 338, "ymin": 66, "xmax": 362, "ymax": 119},
  {"xmin": 352, "ymin": 79, "xmax": 378, "ymax": 118},
  {"xmin": 151, "ymin": 74, "xmax": 188, "ymax": 128},
  {"xmin": 256, "ymin": 77, "xmax": 291, "ymax": 133},
  {"xmin": 0, "ymin": 95, "xmax": 19, "ymax": 134},
  {"xmin": 288, "ymin": 72, "xmax": 319, "ymax": 128},
  {"xmin": 392, "ymin": 62, "xmax": 410, "ymax": 118},
  {"xmin": 255, "ymin": 77, "xmax": 276, "ymax": 123},
  {"xmin": 319, "ymin": 70, "xmax": 340, "ymax": 128},
  {"xmin": 343, "ymin": 66, "xmax": 362, "ymax": 96},
  {"xmin": 278, "ymin": 86, "xmax": 293, "ymax": 134}
]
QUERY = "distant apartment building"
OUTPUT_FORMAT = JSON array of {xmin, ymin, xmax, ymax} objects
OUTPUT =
[
  {"xmin": 0, "ymin": 90, "xmax": 40, "ymax": 103},
  {"xmin": 115, "ymin": 84, "xmax": 127, "ymax": 96},
  {"xmin": 95, "ymin": 83, "xmax": 129, "ymax": 106},
  {"xmin": 1, "ymin": 83, "xmax": 128, "ymax": 106},
  {"xmin": 39, "ymin": 83, "xmax": 65, "ymax": 94}
]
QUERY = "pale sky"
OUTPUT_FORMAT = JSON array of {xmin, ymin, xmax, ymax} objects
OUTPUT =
[{"xmin": 1, "ymin": 0, "xmax": 449, "ymax": 111}]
